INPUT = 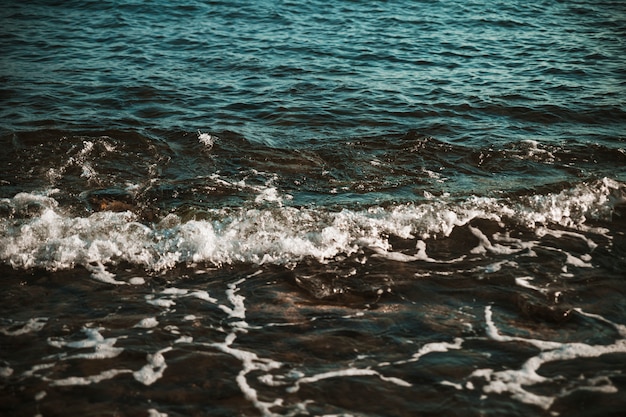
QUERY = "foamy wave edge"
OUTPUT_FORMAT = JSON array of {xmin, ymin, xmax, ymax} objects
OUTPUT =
[{"xmin": 1, "ymin": 178, "xmax": 623, "ymax": 277}]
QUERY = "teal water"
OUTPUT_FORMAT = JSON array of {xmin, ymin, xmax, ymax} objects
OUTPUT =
[{"xmin": 2, "ymin": 0, "xmax": 625, "ymax": 145}]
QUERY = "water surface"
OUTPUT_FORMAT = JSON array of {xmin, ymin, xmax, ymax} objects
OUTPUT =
[{"xmin": 1, "ymin": 1, "xmax": 626, "ymax": 416}]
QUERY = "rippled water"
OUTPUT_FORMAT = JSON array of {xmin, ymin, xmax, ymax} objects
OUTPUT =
[{"xmin": 1, "ymin": 1, "xmax": 626, "ymax": 416}]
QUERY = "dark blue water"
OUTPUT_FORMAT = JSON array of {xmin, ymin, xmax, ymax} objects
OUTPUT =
[{"xmin": 1, "ymin": 1, "xmax": 626, "ymax": 416}]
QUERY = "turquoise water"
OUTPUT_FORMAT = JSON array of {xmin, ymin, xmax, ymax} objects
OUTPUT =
[{"xmin": 2, "ymin": 0, "xmax": 625, "ymax": 145}]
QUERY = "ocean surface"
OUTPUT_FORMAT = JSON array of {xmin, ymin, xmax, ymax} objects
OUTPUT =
[{"xmin": 1, "ymin": 1, "xmax": 626, "ymax": 416}]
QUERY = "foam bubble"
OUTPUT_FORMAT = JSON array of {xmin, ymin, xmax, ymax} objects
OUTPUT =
[
  {"xmin": 147, "ymin": 409, "xmax": 168, "ymax": 417},
  {"xmin": 0, "ymin": 366, "xmax": 13, "ymax": 378},
  {"xmin": 145, "ymin": 287, "xmax": 218, "ymax": 310},
  {"xmin": 175, "ymin": 335, "xmax": 193, "ymax": 344},
  {"xmin": 85, "ymin": 261, "xmax": 126, "ymax": 285},
  {"xmin": 440, "ymin": 380, "xmax": 463, "ymax": 390},
  {"xmin": 198, "ymin": 130, "xmax": 215, "ymax": 149},
  {"xmin": 133, "ymin": 347, "xmax": 172, "ymax": 386},
  {"xmin": 146, "ymin": 296, "xmax": 177, "ymax": 309},
  {"xmin": 134, "ymin": 317, "xmax": 159, "ymax": 329}
]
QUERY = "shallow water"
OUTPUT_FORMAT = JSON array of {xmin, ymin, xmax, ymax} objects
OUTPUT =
[{"xmin": 1, "ymin": 1, "xmax": 626, "ymax": 416}]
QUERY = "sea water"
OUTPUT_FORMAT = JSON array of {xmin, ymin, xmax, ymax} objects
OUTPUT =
[{"xmin": 1, "ymin": 1, "xmax": 626, "ymax": 416}]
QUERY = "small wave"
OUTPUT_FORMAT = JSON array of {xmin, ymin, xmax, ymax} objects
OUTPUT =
[{"xmin": 1, "ymin": 178, "xmax": 623, "ymax": 279}]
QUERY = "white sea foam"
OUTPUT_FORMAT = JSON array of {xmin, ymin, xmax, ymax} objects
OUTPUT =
[
  {"xmin": 208, "ymin": 333, "xmax": 284, "ymax": 416},
  {"xmin": 0, "ymin": 366, "xmax": 13, "ymax": 378},
  {"xmin": 21, "ymin": 363, "xmax": 55, "ymax": 379},
  {"xmin": 188, "ymin": 289, "xmax": 218, "ymax": 303},
  {"xmin": 514, "ymin": 140, "xmax": 556, "ymax": 163},
  {"xmin": 133, "ymin": 347, "xmax": 172, "ymax": 386},
  {"xmin": 47, "ymin": 327, "xmax": 124, "ymax": 360},
  {"xmin": 85, "ymin": 261, "xmax": 127, "ymax": 284},
  {"xmin": 145, "ymin": 287, "xmax": 218, "ymax": 311},
  {"xmin": 46, "ymin": 140, "xmax": 99, "ymax": 183},
  {"xmin": 146, "ymin": 295, "xmax": 177, "ymax": 308},
  {"xmin": 34, "ymin": 326, "xmax": 134, "ymax": 387},
  {"xmin": 469, "ymin": 226, "xmax": 524, "ymax": 255},
  {"xmin": 440, "ymin": 380, "xmax": 463, "ymax": 390},
  {"xmin": 219, "ymin": 278, "xmax": 247, "ymax": 321},
  {"xmin": 147, "ymin": 409, "xmax": 168, "ymax": 417},
  {"xmin": 520, "ymin": 177, "xmax": 620, "ymax": 229},
  {"xmin": 198, "ymin": 130, "xmax": 215, "ymax": 149},
  {"xmin": 50, "ymin": 369, "xmax": 131, "ymax": 387},
  {"xmin": 134, "ymin": 317, "xmax": 159, "ymax": 329},
  {"xmin": 515, "ymin": 276, "xmax": 548, "ymax": 294},
  {"xmin": 287, "ymin": 368, "xmax": 411, "ymax": 393},
  {"xmin": 175, "ymin": 335, "xmax": 193, "ymax": 344},
  {"xmin": 471, "ymin": 306, "xmax": 626, "ymax": 412},
  {"xmin": 385, "ymin": 337, "xmax": 464, "ymax": 366},
  {"xmin": 0, "ymin": 317, "xmax": 47, "ymax": 336},
  {"xmin": 203, "ymin": 276, "xmax": 285, "ymax": 417},
  {"xmin": 0, "ymin": 178, "xmax": 622, "ymax": 274},
  {"xmin": 536, "ymin": 228, "xmax": 599, "ymax": 251}
]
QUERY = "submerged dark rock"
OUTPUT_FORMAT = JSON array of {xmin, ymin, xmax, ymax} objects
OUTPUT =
[
  {"xmin": 515, "ymin": 293, "xmax": 573, "ymax": 324},
  {"xmin": 292, "ymin": 270, "xmax": 392, "ymax": 308}
]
